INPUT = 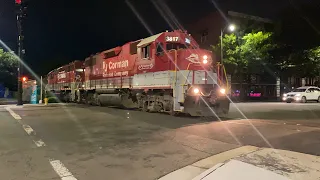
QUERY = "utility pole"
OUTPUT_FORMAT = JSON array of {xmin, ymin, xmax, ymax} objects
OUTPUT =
[
  {"xmin": 15, "ymin": 0, "xmax": 26, "ymax": 105},
  {"xmin": 40, "ymin": 76, "xmax": 43, "ymax": 104}
]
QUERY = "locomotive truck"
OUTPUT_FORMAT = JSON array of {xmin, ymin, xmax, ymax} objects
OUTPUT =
[{"xmin": 46, "ymin": 30, "xmax": 230, "ymax": 117}]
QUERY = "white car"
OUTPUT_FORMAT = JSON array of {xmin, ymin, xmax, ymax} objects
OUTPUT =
[{"xmin": 283, "ymin": 86, "xmax": 320, "ymax": 103}]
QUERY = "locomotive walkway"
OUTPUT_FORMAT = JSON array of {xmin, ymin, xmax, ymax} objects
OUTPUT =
[{"xmin": 0, "ymin": 102, "xmax": 320, "ymax": 179}]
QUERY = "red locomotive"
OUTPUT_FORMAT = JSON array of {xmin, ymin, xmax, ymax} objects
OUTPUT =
[
  {"xmin": 46, "ymin": 30, "xmax": 230, "ymax": 116},
  {"xmin": 46, "ymin": 60, "xmax": 84, "ymax": 102}
]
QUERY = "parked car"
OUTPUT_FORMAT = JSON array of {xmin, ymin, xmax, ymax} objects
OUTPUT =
[{"xmin": 282, "ymin": 86, "xmax": 320, "ymax": 103}]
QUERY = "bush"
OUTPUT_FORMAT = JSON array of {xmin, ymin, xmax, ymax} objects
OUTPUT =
[{"xmin": 47, "ymin": 96, "xmax": 59, "ymax": 103}]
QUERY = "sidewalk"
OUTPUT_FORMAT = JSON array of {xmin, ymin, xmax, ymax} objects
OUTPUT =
[
  {"xmin": 0, "ymin": 98, "xmax": 17, "ymax": 105},
  {"xmin": 159, "ymin": 146, "xmax": 320, "ymax": 180}
]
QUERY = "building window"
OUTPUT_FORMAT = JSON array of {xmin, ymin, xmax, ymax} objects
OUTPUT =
[
  {"xmin": 142, "ymin": 45, "xmax": 151, "ymax": 59},
  {"xmin": 201, "ymin": 29, "xmax": 208, "ymax": 43}
]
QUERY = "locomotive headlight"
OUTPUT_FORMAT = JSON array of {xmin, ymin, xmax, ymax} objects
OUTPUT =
[
  {"xmin": 193, "ymin": 88, "xmax": 200, "ymax": 94},
  {"xmin": 203, "ymin": 59, "xmax": 208, "ymax": 64},
  {"xmin": 203, "ymin": 55, "xmax": 208, "ymax": 64},
  {"xmin": 220, "ymin": 88, "xmax": 226, "ymax": 94}
]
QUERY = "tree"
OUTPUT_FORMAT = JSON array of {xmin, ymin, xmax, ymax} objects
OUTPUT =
[
  {"xmin": 212, "ymin": 31, "xmax": 276, "ymax": 100},
  {"xmin": 213, "ymin": 31, "xmax": 275, "ymax": 73},
  {"xmin": 275, "ymin": 46, "xmax": 320, "ymax": 79},
  {"xmin": 0, "ymin": 48, "xmax": 19, "ymax": 90},
  {"xmin": 305, "ymin": 46, "xmax": 320, "ymax": 77}
]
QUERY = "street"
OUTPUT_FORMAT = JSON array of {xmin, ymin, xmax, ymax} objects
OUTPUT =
[{"xmin": 1, "ymin": 102, "xmax": 320, "ymax": 180}]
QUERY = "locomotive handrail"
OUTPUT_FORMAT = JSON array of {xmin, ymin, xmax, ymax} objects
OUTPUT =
[
  {"xmin": 216, "ymin": 62, "xmax": 230, "ymax": 93},
  {"xmin": 222, "ymin": 64, "xmax": 230, "ymax": 92},
  {"xmin": 170, "ymin": 49, "xmax": 183, "ymax": 112},
  {"xmin": 166, "ymin": 49, "xmax": 178, "ymax": 86}
]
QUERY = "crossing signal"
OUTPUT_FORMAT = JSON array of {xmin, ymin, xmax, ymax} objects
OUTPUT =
[
  {"xmin": 22, "ymin": 76, "xmax": 28, "ymax": 82},
  {"xmin": 15, "ymin": 0, "xmax": 22, "ymax": 4}
]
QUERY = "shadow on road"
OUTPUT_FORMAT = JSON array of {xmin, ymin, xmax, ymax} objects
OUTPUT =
[
  {"xmin": 228, "ymin": 109, "xmax": 320, "ymax": 120},
  {"xmin": 14, "ymin": 103, "xmax": 320, "ymax": 131},
  {"xmin": 253, "ymin": 130, "xmax": 320, "ymax": 156}
]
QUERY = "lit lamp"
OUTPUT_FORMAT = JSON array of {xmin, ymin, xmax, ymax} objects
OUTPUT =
[{"xmin": 203, "ymin": 55, "xmax": 208, "ymax": 64}]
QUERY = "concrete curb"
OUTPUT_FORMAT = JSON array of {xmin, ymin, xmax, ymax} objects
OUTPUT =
[
  {"xmin": 5, "ymin": 103, "xmax": 73, "ymax": 108},
  {"xmin": 158, "ymin": 146, "xmax": 259, "ymax": 180}
]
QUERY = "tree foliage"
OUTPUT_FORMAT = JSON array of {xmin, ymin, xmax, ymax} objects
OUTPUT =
[
  {"xmin": 0, "ymin": 48, "xmax": 19, "ymax": 90},
  {"xmin": 212, "ymin": 29, "xmax": 320, "ymax": 80},
  {"xmin": 274, "ymin": 46, "xmax": 320, "ymax": 77},
  {"xmin": 296, "ymin": 46, "xmax": 320, "ymax": 77},
  {"xmin": 212, "ymin": 31, "xmax": 276, "ymax": 74}
]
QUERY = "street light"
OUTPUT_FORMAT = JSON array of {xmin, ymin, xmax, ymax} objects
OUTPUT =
[{"xmin": 220, "ymin": 24, "xmax": 236, "ymax": 64}]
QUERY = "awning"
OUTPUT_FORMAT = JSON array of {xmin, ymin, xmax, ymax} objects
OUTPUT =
[{"xmin": 137, "ymin": 33, "xmax": 163, "ymax": 47}]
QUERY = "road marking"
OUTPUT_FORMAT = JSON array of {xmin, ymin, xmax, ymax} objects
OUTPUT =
[
  {"xmin": 5, "ymin": 106, "xmax": 77, "ymax": 180},
  {"xmin": 5, "ymin": 107, "xmax": 22, "ymax": 120},
  {"xmin": 23, "ymin": 124, "xmax": 35, "ymax": 135},
  {"xmin": 5, "ymin": 107, "xmax": 48, "ymax": 148},
  {"xmin": 50, "ymin": 160, "xmax": 78, "ymax": 180},
  {"xmin": 33, "ymin": 139, "xmax": 46, "ymax": 147}
]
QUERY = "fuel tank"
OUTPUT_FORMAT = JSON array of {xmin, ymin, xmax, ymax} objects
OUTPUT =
[{"xmin": 97, "ymin": 94, "xmax": 137, "ymax": 108}]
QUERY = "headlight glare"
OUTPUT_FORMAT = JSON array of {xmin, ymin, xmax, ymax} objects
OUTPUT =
[
  {"xmin": 203, "ymin": 59, "xmax": 208, "ymax": 64},
  {"xmin": 193, "ymin": 88, "xmax": 200, "ymax": 94},
  {"xmin": 220, "ymin": 88, "xmax": 226, "ymax": 94}
]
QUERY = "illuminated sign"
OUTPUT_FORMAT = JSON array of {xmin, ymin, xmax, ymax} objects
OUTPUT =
[{"xmin": 166, "ymin": 36, "xmax": 179, "ymax": 42}]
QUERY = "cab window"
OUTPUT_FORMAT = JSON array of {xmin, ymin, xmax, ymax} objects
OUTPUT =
[
  {"xmin": 141, "ymin": 45, "xmax": 151, "ymax": 59},
  {"xmin": 156, "ymin": 42, "xmax": 164, "ymax": 55},
  {"xmin": 166, "ymin": 43, "xmax": 188, "ymax": 51}
]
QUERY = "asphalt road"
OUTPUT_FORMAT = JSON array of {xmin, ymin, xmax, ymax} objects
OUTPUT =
[{"xmin": 1, "ymin": 102, "xmax": 320, "ymax": 180}]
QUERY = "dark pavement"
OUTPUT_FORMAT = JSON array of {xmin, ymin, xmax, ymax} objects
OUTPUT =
[{"xmin": 0, "ymin": 102, "xmax": 320, "ymax": 180}]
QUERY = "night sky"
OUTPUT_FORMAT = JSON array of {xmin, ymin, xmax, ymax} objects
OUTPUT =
[{"xmin": 0, "ymin": 0, "xmax": 319, "ymax": 76}]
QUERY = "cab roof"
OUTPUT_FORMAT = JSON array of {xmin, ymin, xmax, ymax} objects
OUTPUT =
[{"xmin": 137, "ymin": 33, "xmax": 163, "ymax": 47}]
